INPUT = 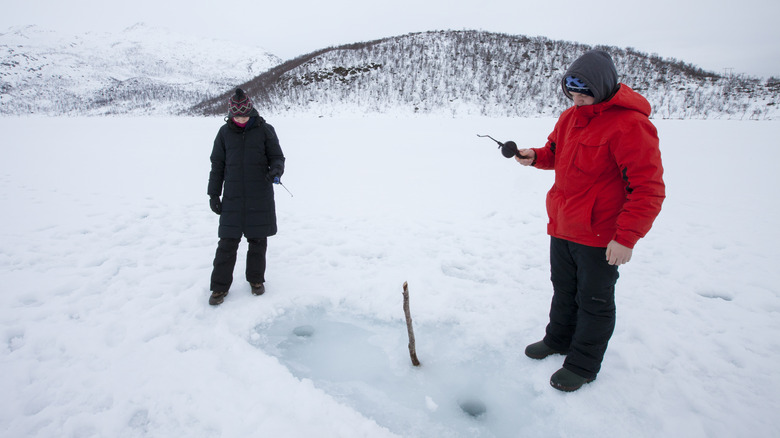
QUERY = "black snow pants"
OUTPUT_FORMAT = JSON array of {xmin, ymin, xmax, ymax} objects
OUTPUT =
[
  {"xmin": 543, "ymin": 237, "xmax": 620, "ymax": 379},
  {"xmin": 210, "ymin": 237, "xmax": 268, "ymax": 292}
]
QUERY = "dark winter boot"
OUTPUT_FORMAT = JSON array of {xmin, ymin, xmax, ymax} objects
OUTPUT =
[
  {"xmin": 550, "ymin": 367, "xmax": 595, "ymax": 392},
  {"xmin": 209, "ymin": 291, "xmax": 228, "ymax": 306},
  {"xmin": 250, "ymin": 283, "xmax": 265, "ymax": 296},
  {"xmin": 525, "ymin": 340, "xmax": 568, "ymax": 359}
]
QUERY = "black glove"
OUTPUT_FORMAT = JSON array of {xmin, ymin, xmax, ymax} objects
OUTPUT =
[
  {"xmin": 267, "ymin": 167, "xmax": 283, "ymax": 182},
  {"xmin": 209, "ymin": 196, "xmax": 222, "ymax": 215}
]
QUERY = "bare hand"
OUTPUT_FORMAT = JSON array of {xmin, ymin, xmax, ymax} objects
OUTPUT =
[
  {"xmin": 606, "ymin": 240, "xmax": 632, "ymax": 265},
  {"xmin": 515, "ymin": 148, "xmax": 536, "ymax": 166}
]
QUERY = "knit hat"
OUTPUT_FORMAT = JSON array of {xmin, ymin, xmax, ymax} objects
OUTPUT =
[
  {"xmin": 565, "ymin": 76, "xmax": 594, "ymax": 97},
  {"xmin": 228, "ymin": 88, "xmax": 253, "ymax": 117}
]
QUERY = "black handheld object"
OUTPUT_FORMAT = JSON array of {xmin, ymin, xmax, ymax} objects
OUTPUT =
[{"xmin": 477, "ymin": 134, "xmax": 529, "ymax": 159}]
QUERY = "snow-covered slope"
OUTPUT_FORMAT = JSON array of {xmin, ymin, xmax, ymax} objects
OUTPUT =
[
  {"xmin": 4, "ymin": 26, "xmax": 779, "ymax": 119},
  {"xmin": 0, "ymin": 24, "xmax": 281, "ymax": 115},
  {"xmin": 197, "ymin": 30, "xmax": 780, "ymax": 120}
]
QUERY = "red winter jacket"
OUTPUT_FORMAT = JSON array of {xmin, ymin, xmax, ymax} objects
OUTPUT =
[{"xmin": 532, "ymin": 84, "xmax": 665, "ymax": 249}]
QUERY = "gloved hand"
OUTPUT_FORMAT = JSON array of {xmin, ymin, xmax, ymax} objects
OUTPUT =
[
  {"xmin": 267, "ymin": 167, "xmax": 283, "ymax": 183},
  {"xmin": 209, "ymin": 196, "xmax": 222, "ymax": 215}
]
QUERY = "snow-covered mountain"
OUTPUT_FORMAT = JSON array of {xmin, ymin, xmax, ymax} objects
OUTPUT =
[
  {"xmin": 3, "ymin": 26, "xmax": 779, "ymax": 119},
  {"xmin": 0, "ymin": 24, "xmax": 281, "ymax": 115},
  {"xmin": 197, "ymin": 30, "xmax": 780, "ymax": 120}
]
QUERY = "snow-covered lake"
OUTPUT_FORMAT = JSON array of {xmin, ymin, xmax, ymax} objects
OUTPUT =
[{"xmin": 1, "ymin": 116, "xmax": 779, "ymax": 437}]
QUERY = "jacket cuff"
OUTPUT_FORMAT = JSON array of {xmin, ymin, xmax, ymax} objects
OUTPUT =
[{"xmin": 614, "ymin": 233, "xmax": 638, "ymax": 249}]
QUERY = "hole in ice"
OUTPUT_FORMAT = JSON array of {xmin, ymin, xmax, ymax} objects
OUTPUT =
[
  {"xmin": 458, "ymin": 398, "xmax": 487, "ymax": 418},
  {"xmin": 251, "ymin": 306, "xmax": 530, "ymax": 437}
]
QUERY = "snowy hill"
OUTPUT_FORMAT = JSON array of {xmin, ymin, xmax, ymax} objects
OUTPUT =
[
  {"xmin": 4, "ymin": 27, "xmax": 779, "ymax": 119},
  {"xmin": 196, "ymin": 30, "xmax": 780, "ymax": 120},
  {"xmin": 0, "ymin": 24, "xmax": 281, "ymax": 115}
]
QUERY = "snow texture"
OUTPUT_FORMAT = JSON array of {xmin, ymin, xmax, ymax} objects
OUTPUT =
[
  {"xmin": 1, "ymin": 116, "xmax": 779, "ymax": 437},
  {"xmin": 0, "ymin": 24, "xmax": 281, "ymax": 115}
]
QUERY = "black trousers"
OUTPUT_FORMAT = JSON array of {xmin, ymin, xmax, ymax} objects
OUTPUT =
[
  {"xmin": 543, "ymin": 237, "xmax": 620, "ymax": 379},
  {"xmin": 210, "ymin": 237, "xmax": 267, "ymax": 292}
]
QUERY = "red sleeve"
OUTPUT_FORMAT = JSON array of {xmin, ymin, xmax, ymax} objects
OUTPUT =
[
  {"xmin": 533, "ymin": 116, "xmax": 565, "ymax": 170},
  {"xmin": 611, "ymin": 118, "xmax": 666, "ymax": 248}
]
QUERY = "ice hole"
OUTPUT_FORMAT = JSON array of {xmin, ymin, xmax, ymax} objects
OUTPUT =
[{"xmin": 252, "ymin": 306, "xmax": 532, "ymax": 437}]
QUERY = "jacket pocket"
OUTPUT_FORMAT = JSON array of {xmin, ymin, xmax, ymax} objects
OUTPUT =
[{"xmin": 573, "ymin": 139, "xmax": 611, "ymax": 177}]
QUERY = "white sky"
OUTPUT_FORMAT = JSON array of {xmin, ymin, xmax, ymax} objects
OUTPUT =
[{"xmin": 2, "ymin": 0, "xmax": 779, "ymax": 78}]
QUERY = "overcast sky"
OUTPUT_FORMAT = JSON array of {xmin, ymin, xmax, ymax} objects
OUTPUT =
[{"xmin": 2, "ymin": 0, "xmax": 779, "ymax": 78}]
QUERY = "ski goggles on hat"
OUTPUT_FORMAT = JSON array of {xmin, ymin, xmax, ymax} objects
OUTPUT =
[{"xmin": 565, "ymin": 76, "xmax": 594, "ymax": 96}]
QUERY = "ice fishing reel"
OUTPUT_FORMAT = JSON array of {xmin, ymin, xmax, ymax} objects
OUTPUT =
[{"xmin": 477, "ymin": 134, "xmax": 529, "ymax": 159}]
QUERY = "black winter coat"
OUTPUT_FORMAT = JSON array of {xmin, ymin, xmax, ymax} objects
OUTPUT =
[{"xmin": 208, "ymin": 113, "xmax": 285, "ymax": 239}]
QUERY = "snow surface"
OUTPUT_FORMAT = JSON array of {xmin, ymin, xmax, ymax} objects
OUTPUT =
[
  {"xmin": 0, "ymin": 24, "xmax": 282, "ymax": 115},
  {"xmin": 1, "ymin": 116, "xmax": 779, "ymax": 437}
]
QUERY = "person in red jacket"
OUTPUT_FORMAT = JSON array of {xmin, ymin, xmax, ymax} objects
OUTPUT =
[{"xmin": 517, "ymin": 50, "xmax": 665, "ymax": 391}]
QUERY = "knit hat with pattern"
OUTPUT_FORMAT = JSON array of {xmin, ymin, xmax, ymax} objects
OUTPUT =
[
  {"xmin": 228, "ymin": 88, "xmax": 253, "ymax": 117},
  {"xmin": 564, "ymin": 76, "xmax": 594, "ymax": 97}
]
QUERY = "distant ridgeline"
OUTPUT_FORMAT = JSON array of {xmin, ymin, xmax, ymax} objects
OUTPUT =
[
  {"xmin": 0, "ymin": 24, "xmax": 281, "ymax": 116},
  {"xmin": 195, "ymin": 30, "xmax": 779, "ymax": 120},
  {"xmin": 2, "ymin": 26, "xmax": 777, "ymax": 119}
]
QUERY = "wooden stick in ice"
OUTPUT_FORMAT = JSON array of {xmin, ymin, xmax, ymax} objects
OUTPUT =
[{"xmin": 402, "ymin": 281, "xmax": 421, "ymax": 367}]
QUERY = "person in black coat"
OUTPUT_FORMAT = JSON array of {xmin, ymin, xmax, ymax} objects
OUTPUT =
[{"xmin": 207, "ymin": 88, "xmax": 285, "ymax": 305}]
